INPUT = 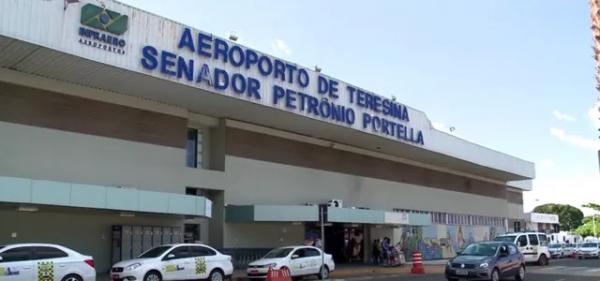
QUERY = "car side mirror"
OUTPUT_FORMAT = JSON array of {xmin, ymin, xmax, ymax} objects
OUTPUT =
[
  {"xmin": 0, "ymin": 256, "xmax": 3, "ymax": 261},
  {"xmin": 291, "ymin": 254, "xmax": 299, "ymax": 259}
]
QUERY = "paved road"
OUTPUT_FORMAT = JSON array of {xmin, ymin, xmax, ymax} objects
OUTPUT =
[
  {"xmin": 339, "ymin": 274, "xmax": 600, "ymax": 281},
  {"xmin": 334, "ymin": 258, "xmax": 600, "ymax": 281},
  {"xmin": 527, "ymin": 257, "xmax": 600, "ymax": 277}
]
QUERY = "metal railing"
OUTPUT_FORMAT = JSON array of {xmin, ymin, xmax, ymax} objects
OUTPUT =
[{"xmin": 220, "ymin": 248, "xmax": 271, "ymax": 269}]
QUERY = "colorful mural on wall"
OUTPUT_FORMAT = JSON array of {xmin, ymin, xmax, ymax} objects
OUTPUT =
[{"xmin": 397, "ymin": 224, "xmax": 506, "ymax": 260}]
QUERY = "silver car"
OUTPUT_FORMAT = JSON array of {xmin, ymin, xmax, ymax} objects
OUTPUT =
[{"xmin": 445, "ymin": 241, "xmax": 525, "ymax": 281}]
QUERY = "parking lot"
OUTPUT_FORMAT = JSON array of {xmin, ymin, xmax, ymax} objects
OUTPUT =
[{"xmin": 329, "ymin": 258, "xmax": 600, "ymax": 281}]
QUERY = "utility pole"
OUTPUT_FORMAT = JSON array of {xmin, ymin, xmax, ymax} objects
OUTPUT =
[{"xmin": 320, "ymin": 206, "xmax": 325, "ymax": 281}]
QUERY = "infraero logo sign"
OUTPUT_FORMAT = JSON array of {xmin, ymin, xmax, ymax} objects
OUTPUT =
[
  {"xmin": 80, "ymin": 3, "xmax": 128, "ymax": 35},
  {"xmin": 78, "ymin": 3, "xmax": 128, "ymax": 55}
]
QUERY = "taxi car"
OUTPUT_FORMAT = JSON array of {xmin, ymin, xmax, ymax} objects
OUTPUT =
[
  {"xmin": 563, "ymin": 244, "xmax": 576, "ymax": 257},
  {"xmin": 445, "ymin": 241, "xmax": 525, "ymax": 281},
  {"xmin": 0, "ymin": 243, "xmax": 96, "ymax": 281},
  {"xmin": 548, "ymin": 243, "xmax": 564, "ymax": 259},
  {"xmin": 110, "ymin": 243, "xmax": 232, "ymax": 281},
  {"xmin": 246, "ymin": 246, "xmax": 335, "ymax": 279},
  {"xmin": 577, "ymin": 242, "xmax": 600, "ymax": 259}
]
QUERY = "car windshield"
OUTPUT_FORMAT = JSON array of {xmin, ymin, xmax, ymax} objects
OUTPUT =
[
  {"xmin": 138, "ymin": 246, "xmax": 172, "ymax": 258},
  {"xmin": 494, "ymin": 236, "xmax": 516, "ymax": 243},
  {"xmin": 459, "ymin": 243, "xmax": 499, "ymax": 256},
  {"xmin": 582, "ymin": 243, "xmax": 598, "ymax": 248},
  {"xmin": 549, "ymin": 244, "xmax": 561, "ymax": 248},
  {"xmin": 263, "ymin": 248, "xmax": 293, "ymax": 259}
]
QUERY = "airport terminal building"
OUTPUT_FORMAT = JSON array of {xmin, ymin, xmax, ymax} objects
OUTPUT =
[{"xmin": 0, "ymin": 0, "xmax": 534, "ymax": 272}]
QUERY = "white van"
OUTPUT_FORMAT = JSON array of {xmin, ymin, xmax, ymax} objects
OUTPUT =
[{"xmin": 494, "ymin": 232, "xmax": 550, "ymax": 265}]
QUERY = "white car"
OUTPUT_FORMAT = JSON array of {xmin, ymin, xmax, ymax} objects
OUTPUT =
[
  {"xmin": 246, "ymin": 246, "xmax": 335, "ymax": 279},
  {"xmin": 110, "ymin": 243, "xmax": 232, "ymax": 281},
  {"xmin": 494, "ymin": 232, "xmax": 551, "ymax": 265},
  {"xmin": 563, "ymin": 244, "xmax": 576, "ymax": 257},
  {"xmin": 577, "ymin": 242, "xmax": 600, "ymax": 259},
  {"xmin": 0, "ymin": 243, "xmax": 96, "ymax": 281},
  {"xmin": 548, "ymin": 243, "xmax": 564, "ymax": 258}
]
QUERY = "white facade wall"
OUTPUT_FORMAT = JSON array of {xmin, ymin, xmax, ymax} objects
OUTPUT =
[
  {"xmin": 508, "ymin": 203, "xmax": 526, "ymax": 220},
  {"xmin": 0, "ymin": 121, "xmax": 225, "ymax": 193},
  {"xmin": 224, "ymin": 223, "xmax": 305, "ymax": 248},
  {"xmin": 224, "ymin": 156, "xmax": 511, "ymax": 217}
]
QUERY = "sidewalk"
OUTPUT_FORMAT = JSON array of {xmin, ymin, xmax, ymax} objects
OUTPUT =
[{"xmin": 232, "ymin": 261, "xmax": 447, "ymax": 281}]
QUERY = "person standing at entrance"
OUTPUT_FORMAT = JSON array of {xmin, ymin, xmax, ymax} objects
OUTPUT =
[
  {"xmin": 372, "ymin": 239, "xmax": 381, "ymax": 265},
  {"xmin": 314, "ymin": 238, "xmax": 323, "ymax": 249},
  {"xmin": 352, "ymin": 230, "xmax": 364, "ymax": 261},
  {"xmin": 381, "ymin": 237, "xmax": 391, "ymax": 265}
]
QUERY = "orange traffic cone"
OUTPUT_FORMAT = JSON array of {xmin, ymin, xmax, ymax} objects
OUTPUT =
[
  {"xmin": 279, "ymin": 267, "xmax": 292, "ymax": 281},
  {"xmin": 411, "ymin": 251, "xmax": 425, "ymax": 274},
  {"xmin": 266, "ymin": 266, "xmax": 275, "ymax": 281}
]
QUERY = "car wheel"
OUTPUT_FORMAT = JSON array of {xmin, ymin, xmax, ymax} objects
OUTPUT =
[
  {"xmin": 143, "ymin": 270, "xmax": 162, "ymax": 281},
  {"xmin": 537, "ymin": 254, "xmax": 548, "ymax": 266},
  {"xmin": 61, "ymin": 274, "xmax": 83, "ymax": 281},
  {"xmin": 491, "ymin": 268, "xmax": 500, "ymax": 281},
  {"xmin": 318, "ymin": 266, "xmax": 329, "ymax": 279},
  {"xmin": 515, "ymin": 264, "xmax": 526, "ymax": 281},
  {"xmin": 209, "ymin": 269, "xmax": 224, "ymax": 281}
]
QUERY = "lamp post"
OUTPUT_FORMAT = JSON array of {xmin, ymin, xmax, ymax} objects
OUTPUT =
[{"xmin": 594, "ymin": 213, "xmax": 597, "ymax": 238}]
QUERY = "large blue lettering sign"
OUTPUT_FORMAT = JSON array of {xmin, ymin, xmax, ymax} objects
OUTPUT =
[{"xmin": 140, "ymin": 27, "xmax": 424, "ymax": 145}]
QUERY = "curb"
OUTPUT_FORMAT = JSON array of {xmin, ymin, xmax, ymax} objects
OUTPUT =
[{"xmin": 231, "ymin": 265, "xmax": 446, "ymax": 281}]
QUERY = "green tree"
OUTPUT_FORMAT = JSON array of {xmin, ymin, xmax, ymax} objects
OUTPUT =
[
  {"xmin": 574, "ymin": 216, "xmax": 600, "ymax": 237},
  {"xmin": 582, "ymin": 203, "xmax": 600, "ymax": 213},
  {"xmin": 533, "ymin": 203, "xmax": 583, "ymax": 231},
  {"xmin": 575, "ymin": 203, "xmax": 600, "ymax": 237}
]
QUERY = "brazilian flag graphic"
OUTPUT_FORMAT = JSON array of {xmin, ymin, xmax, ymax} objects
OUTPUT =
[
  {"xmin": 80, "ymin": 3, "xmax": 128, "ymax": 35},
  {"xmin": 195, "ymin": 257, "xmax": 207, "ymax": 275},
  {"xmin": 37, "ymin": 261, "xmax": 54, "ymax": 281}
]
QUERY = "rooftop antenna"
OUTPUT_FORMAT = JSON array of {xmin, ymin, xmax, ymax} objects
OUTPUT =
[{"xmin": 229, "ymin": 32, "xmax": 238, "ymax": 42}]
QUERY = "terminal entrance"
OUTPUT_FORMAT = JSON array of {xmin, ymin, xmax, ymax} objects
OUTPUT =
[{"xmin": 306, "ymin": 223, "xmax": 365, "ymax": 263}]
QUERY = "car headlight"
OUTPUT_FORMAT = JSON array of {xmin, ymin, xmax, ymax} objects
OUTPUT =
[
  {"xmin": 125, "ymin": 263, "xmax": 142, "ymax": 271},
  {"xmin": 266, "ymin": 263, "xmax": 277, "ymax": 268},
  {"xmin": 479, "ymin": 262, "xmax": 489, "ymax": 268},
  {"xmin": 447, "ymin": 261, "xmax": 452, "ymax": 267}
]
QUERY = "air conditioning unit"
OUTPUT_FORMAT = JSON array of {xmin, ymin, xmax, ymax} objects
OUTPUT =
[{"xmin": 328, "ymin": 199, "xmax": 343, "ymax": 208}]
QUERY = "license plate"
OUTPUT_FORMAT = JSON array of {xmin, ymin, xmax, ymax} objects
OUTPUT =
[
  {"xmin": 250, "ymin": 269, "xmax": 258, "ymax": 273},
  {"xmin": 455, "ymin": 269, "xmax": 468, "ymax": 276}
]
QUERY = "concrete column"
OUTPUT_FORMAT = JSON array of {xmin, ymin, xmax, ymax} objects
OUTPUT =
[
  {"xmin": 209, "ymin": 119, "xmax": 226, "ymax": 171},
  {"xmin": 208, "ymin": 190, "xmax": 225, "ymax": 248}
]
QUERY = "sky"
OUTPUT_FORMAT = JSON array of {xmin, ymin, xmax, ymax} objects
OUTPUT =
[{"xmin": 117, "ymin": 0, "xmax": 600, "ymax": 215}]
